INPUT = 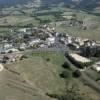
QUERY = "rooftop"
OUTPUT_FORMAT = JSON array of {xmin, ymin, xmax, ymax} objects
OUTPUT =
[{"xmin": 69, "ymin": 53, "xmax": 91, "ymax": 63}]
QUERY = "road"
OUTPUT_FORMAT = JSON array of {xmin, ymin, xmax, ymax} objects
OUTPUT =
[
  {"xmin": 0, "ymin": 46, "xmax": 67, "ymax": 58},
  {"xmin": 81, "ymin": 72, "xmax": 100, "ymax": 92}
]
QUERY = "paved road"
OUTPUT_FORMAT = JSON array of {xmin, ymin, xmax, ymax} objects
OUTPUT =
[{"xmin": 81, "ymin": 72, "xmax": 100, "ymax": 92}]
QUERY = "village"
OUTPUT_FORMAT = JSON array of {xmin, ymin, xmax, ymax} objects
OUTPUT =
[
  {"xmin": 0, "ymin": 25, "xmax": 100, "ymax": 71},
  {"xmin": 0, "ymin": 24, "xmax": 99, "ymax": 97},
  {"xmin": 0, "ymin": 25, "xmax": 100, "ymax": 72},
  {"xmin": 0, "ymin": 25, "xmax": 100, "ymax": 73}
]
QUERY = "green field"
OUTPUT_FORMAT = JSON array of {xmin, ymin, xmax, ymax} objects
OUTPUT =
[
  {"xmin": 7, "ymin": 52, "xmax": 67, "ymax": 94},
  {"xmin": 55, "ymin": 25, "xmax": 100, "ymax": 40},
  {"xmin": 0, "ymin": 52, "xmax": 66, "ymax": 100},
  {"xmin": 0, "ymin": 6, "xmax": 100, "ymax": 40},
  {"xmin": 0, "ymin": 3, "xmax": 100, "ymax": 100},
  {"xmin": 0, "ymin": 52, "xmax": 98, "ymax": 100}
]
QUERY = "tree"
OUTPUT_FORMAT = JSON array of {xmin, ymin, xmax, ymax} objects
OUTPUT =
[
  {"xmin": 46, "ymin": 58, "xmax": 50, "ymax": 62},
  {"xmin": 2, "ymin": 56, "xmax": 9, "ymax": 64},
  {"xmin": 72, "ymin": 70, "xmax": 81, "ymax": 78},
  {"xmin": 60, "ymin": 71, "xmax": 71, "ymax": 78},
  {"xmin": 62, "ymin": 62, "xmax": 70, "ymax": 69},
  {"xmin": 15, "ymin": 38, "xmax": 24, "ymax": 43}
]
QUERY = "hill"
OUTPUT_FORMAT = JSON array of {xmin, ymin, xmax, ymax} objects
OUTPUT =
[
  {"xmin": 0, "ymin": 0, "xmax": 100, "ymax": 15},
  {"xmin": 0, "ymin": 52, "xmax": 99, "ymax": 100},
  {"xmin": 41, "ymin": 0, "xmax": 100, "ymax": 15},
  {"xmin": 0, "ymin": 0, "xmax": 33, "ymax": 7},
  {"xmin": 0, "ymin": 52, "xmax": 66, "ymax": 100}
]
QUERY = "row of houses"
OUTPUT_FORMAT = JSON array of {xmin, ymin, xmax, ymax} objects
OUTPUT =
[
  {"xmin": 59, "ymin": 34, "xmax": 95, "ymax": 48},
  {"xmin": 59, "ymin": 34, "xmax": 100, "ymax": 57}
]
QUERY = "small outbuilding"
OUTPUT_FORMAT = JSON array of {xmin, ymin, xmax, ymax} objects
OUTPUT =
[{"xmin": 92, "ymin": 62, "xmax": 100, "ymax": 72}]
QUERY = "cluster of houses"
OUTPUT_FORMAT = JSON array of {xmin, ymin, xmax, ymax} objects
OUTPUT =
[
  {"xmin": 59, "ymin": 34, "xmax": 100, "ymax": 72},
  {"xmin": 0, "ymin": 25, "xmax": 56, "ymax": 64},
  {"xmin": 1, "ymin": 54, "xmax": 23, "ymax": 64},
  {"xmin": 0, "ymin": 24, "xmax": 100, "ymax": 72},
  {"xmin": 0, "ymin": 25, "xmax": 56, "ymax": 53},
  {"xmin": 59, "ymin": 34, "xmax": 100, "ymax": 57},
  {"xmin": 16, "ymin": 25, "xmax": 56, "ymax": 48}
]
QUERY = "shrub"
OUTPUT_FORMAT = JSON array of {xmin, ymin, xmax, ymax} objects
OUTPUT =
[
  {"xmin": 62, "ymin": 62, "xmax": 70, "ymax": 69},
  {"xmin": 46, "ymin": 58, "xmax": 50, "ymax": 62},
  {"xmin": 72, "ymin": 70, "xmax": 81, "ymax": 78}
]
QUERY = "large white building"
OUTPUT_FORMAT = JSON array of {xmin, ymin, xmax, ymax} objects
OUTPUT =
[{"xmin": 68, "ymin": 53, "xmax": 91, "ymax": 64}]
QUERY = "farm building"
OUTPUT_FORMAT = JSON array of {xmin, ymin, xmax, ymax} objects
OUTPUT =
[
  {"xmin": 92, "ymin": 62, "xmax": 100, "ymax": 72},
  {"xmin": 29, "ymin": 39, "xmax": 41, "ymax": 47},
  {"xmin": 67, "ymin": 53, "xmax": 91, "ymax": 68}
]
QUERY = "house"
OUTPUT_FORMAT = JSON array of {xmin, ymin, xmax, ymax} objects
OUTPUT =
[
  {"xmin": 18, "ymin": 28, "xmax": 27, "ymax": 33},
  {"xmin": 62, "ymin": 15, "xmax": 74, "ymax": 20},
  {"xmin": 39, "ymin": 44, "xmax": 47, "ymax": 48},
  {"xmin": 56, "ymin": 32, "xmax": 60, "ymax": 37},
  {"xmin": 43, "ymin": 24, "xmax": 48, "ymax": 28},
  {"xmin": 60, "ymin": 37, "xmax": 66, "ymax": 44},
  {"xmin": 67, "ymin": 36, "xmax": 72, "ymax": 44},
  {"xmin": 69, "ymin": 53, "xmax": 91, "ymax": 63},
  {"xmin": 3, "ymin": 43, "xmax": 13, "ymax": 49},
  {"xmin": 92, "ymin": 62, "xmax": 100, "ymax": 72},
  {"xmin": 79, "ymin": 41, "xmax": 84, "ymax": 46},
  {"xmin": 68, "ymin": 43, "xmax": 80, "ymax": 50},
  {"xmin": 80, "ymin": 40, "xmax": 97, "ymax": 57},
  {"xmin": 19, "ymin": 43, "xmax": 27, "ymax": 51},
  {"xmin": 29, "ymin": 39, "xmax": 41, "ymax": 47},
  {"xmin": 74, "ymin": 37, "xmax": 81, "ymax": 44},
  {"xmin": 46, "ymin": 37, "xmax": 55, "ymax": 46},
  {"xmin": 83, "ymin": 39, "xmax": 89, "ymax": 42}
]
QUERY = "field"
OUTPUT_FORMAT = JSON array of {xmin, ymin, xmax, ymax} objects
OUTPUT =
[
  {"xmin": 0, "ymin": 2, "xmax": 100, "ymax": 100},
  {"xmin": 0, "ymin": 6, "xmax": 100, "ymax": 40},
  {"xmin": 0, "ymin": 52, "xmax": 99, "ymax": 100},
  {"xmin": 0, "ymin": 16, "xmax": 39, "ymax": 26},
  {"xmin": 0, "ymin": 52, "xmax": 66, "ymax": 100},
  {"xmin": 55, "ymin": 25, "xmax": 100, "ymax": 40}
]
